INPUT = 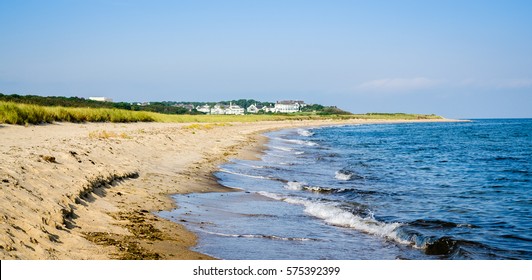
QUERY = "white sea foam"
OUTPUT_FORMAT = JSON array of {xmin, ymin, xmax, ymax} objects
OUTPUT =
[
  {"xmin": 271, "ymin": 146, "xmax": 293, "ymax": 152},
  {"xmin": 304, "ymin": 186, "xmax": 334, "ymax": 193},
  {"xmin": 284, "ymin": 139, "xmax": 319, "ymax": 146},
  {"xmin": 258, "ymin": 191, "xmax": 285, "ymax": 201},
  {"xmin": 235, "ymin": 162, "xmax": 265, "ymax": 169},
  {"xmin": 219, "ymin": 169, "xmax": 269, "ymax": 180},
  {"xmin": 335, "ymin": 170, "xmax": 353, "ymax": 181},
  {"xmin": 257, "ymin": 191, "xmax": 408, "ymax": 245},
  {"xmin": 297, "ymin": 129, "xmax": 314, "ymax": 137},
  {"xmin": 284, "ymin": 181, "xmax": 305, "ymax": 190}
]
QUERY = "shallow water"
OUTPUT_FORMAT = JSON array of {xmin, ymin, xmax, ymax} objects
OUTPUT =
[{"xmin": 159, "ymin": 119, "xmax": 532, "ymax": 259}]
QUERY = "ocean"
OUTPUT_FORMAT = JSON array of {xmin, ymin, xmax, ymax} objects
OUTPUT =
[{"xmin": 159, "ymin": 119, "xmax": 532, "ymax": 259}]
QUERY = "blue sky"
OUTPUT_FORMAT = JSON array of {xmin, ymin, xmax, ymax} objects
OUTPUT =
[{"xmin": 1, "ymin": 0, "xmax": 531, "ymax": 118}]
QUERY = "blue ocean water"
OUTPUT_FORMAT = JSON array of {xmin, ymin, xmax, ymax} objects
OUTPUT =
[{"xmin": 159, "ymin": 119, "xmax": 532, "ymax": 259}]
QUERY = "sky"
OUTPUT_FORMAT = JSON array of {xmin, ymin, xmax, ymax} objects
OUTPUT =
[{"xmin": 1, "ymin": 0, "xmax": 531, "ymax": 118}]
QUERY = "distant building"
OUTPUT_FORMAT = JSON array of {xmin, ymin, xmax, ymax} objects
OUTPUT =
[
  {"xmin": 225, "ymin": 102, "xmax": 245, "ymax": 115},
  {"xmin": 135, "ymin": 102, "xmax": 151, "ymax": 106},
  {"xmin": 209, "ymin": 102, "xmax": 244, "ymax": 115},
  {"xmin": 89, "ymin": 97, "xmax": 113, "ymax": 102},
  {"xmin": 210, "ymin": 104, "xmax": 226, "ymax": 115},
  {"xmin": 263, "ymin": 105, "xmax": 275, "ymax": 113},
  {"xmin": 196, "ymin": 104, "xmax": 211, "ymax": 114},
  {"xmin": 246, "ymin": 104, "xmax": 265, "ymax": 114},
  {"xmin": 272, "ymin": 100, "xmax": 305, "ymax": 113}
]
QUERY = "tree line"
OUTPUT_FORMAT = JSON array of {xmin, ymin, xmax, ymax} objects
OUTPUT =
[{"xmin": 0, "ymin": 93, "xmax": 351, "ymax": 115}]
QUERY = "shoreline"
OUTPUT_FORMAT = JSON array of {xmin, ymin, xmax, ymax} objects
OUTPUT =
[{"xmin": 0, "ymin": 118, "xmax": 461, "ymax": 259}]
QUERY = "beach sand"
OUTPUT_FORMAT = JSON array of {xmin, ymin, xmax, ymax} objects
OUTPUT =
[{"xmin": 0, "ymin": 119, "xmax": 455, "ymax": 259}]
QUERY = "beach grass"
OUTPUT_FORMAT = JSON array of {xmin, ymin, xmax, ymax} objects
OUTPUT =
[
  {"xmin": 0, "ymin": 101, "xmax": 155, "ymax": 124},
  {"xmin": 0, "ymin": 101, "xmax": 442, "ymax": 125}
]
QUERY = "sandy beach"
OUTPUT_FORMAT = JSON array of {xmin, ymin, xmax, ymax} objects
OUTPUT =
[{"xmin": 0, "ymin": 118, "xmax": 455, "ymax": 260}]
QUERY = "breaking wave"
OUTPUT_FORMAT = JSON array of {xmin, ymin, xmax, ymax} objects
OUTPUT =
[
  {"xmin": 283, "ymin": 181, "xmax": 355, "ymax": 194},
  {"xmin": 297, "ymin": 129, "xmax": 314, "ymax": 137},
  {"xmin": 335, "ymin": 169, "xmax": 364, "ymax": 181},
  {"xmin": 284, "ymin": 181, "xmax": 305, "ymax": 190},
  {"xmin": 219, "ymin": 169, "xmax": 270, "ymax": 180},
  {"xmin": 258, "ymin": 191, "xmax": 406, "ymax": 244},
  {"xmin": 335, "ymin": 170, "xmax": 353, "ymax": 181},
  {"xmin": 279, "ymin": 138, "xmax": 318, "ymax": 146},
  {"xmin": 257, "ymin": 191, "xmax": 487, "ymax": 258}
]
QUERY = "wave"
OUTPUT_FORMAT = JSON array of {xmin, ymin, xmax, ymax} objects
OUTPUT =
[
  {"xmin": 271, "ymin": 146, "xmax": 293, "ymax": 152},
  {"xmin": 500, "ymin": 234, "xmax": 532, "ymax": 242},
  {"xmin": 422, "ymin": 236, "xmax": 499, "ymax": 258},
  {"xmin": 409, "ymin": 219, "xmax": 478, "ymax": 229},
  {"xmin": 197, "ymin": 228, "xmax": 319, "ymax": 242},
  {"xmin": 256, "ymin": 191, "xmax": 490, "ymax": 258},
  {"xmin": 219, "ymin": 169, "xmax": 289, "ymax": 184},
  {"xmin": 257, "ymin": 191, "xmax": 406, "ymax": 244},
  {"xmin": 218, "ymin": 169, "xmax": 270, "ymax": 180},
  {"xmin": 297, "ymin": 129, "xmax": 314, "ymax": 137},
  {"xmin": 335, "ymin": 169, "xmax": 365, "ymax": 181},
  {"xmin": 283, "ymin": 181, "xmax": 357, "ymax": 194},
  {"xmin": 234, "ymin": 161, "xmax": 265, "ymax": 169},
  {"xmin": 277, "ymin": 138, "xmax": 318, "ymax": 147},
  {"xmin": 335, "ymin": 170, "xmax": 353, "ymax": 181},
  {"xmin": 284, "ymin": 181, "xmax": 305, "ymax": 190},
  {"xmin": 302, "ymin": 186, "xmax": 359, "ymax": 194}
]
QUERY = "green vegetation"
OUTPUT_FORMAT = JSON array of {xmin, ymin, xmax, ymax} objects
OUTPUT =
[
  {"xmin": 0, "ymin": 101, "xmax": 442, "ymax": 125},
  {"xmin": 0, "ymin": 93, "xmax": 442, "ymax": 125},
  {"xmin": 0, "ymin": 93, "xmax": 114, "ymax": 108},
  {"xmin": 0, "ymin": 94, "xmax": 272, "ymax": 115},
  {"xmin": 0, "ymin": 101, "xmax": 154, "ymax": 125}
]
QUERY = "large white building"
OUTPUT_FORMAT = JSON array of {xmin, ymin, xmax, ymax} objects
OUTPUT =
[
  {"xmin": 272, "ymin": 100, "xmax": 305, "ymax": 113},
  {"xmin": 224, "ymin": 103, "xmax": 245, "ymax": 115}
]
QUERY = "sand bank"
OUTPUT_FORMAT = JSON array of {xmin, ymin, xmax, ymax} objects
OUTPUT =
[{"xmin": 0, "ymin": 118, "xmax": 456, "ymax": 259}]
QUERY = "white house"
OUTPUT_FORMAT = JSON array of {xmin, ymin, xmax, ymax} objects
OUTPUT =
[
  {"xmin": 89, "ymin": 97, "xmax": 113, "ymax": 102},
  {"xmin": 273, "ymin": 100, "xmax": 305, "ymax": 113},
  {"xmin": 246, "ymin": 104, "xmax": 264, "ymax": 114},
  {"xmin": 210, "ymin": 104, "xmax": 226, "ymax": 115},
  {"xmin": 196, "ymin": 104, "xmax": 211, "ymax": 114},
  {"xmin": 225, "ymin": 102, "xmax": 245, "ymax": 115}
]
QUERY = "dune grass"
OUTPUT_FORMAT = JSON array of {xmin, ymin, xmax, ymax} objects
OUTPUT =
[
  {"xmin": 0, "ymin": 101, "xmax": 155, "ymax": 125},
  {"xmin": 0, "ymin": 101, "xmax": 442, "ymax": 125}
]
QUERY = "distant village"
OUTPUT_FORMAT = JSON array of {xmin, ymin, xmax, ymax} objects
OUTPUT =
[
  {"xmin": 194, "ymin": 100, "xmax": 307, "ymax": 115},
  {"xmin": 89, "ymin": 97, "xmax": 309, "ymax": 115}
]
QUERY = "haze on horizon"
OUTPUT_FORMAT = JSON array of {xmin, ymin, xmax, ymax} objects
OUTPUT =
[{"xmin": 1, "ymin": 0, "xmax": 531, "ymax": 119}]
